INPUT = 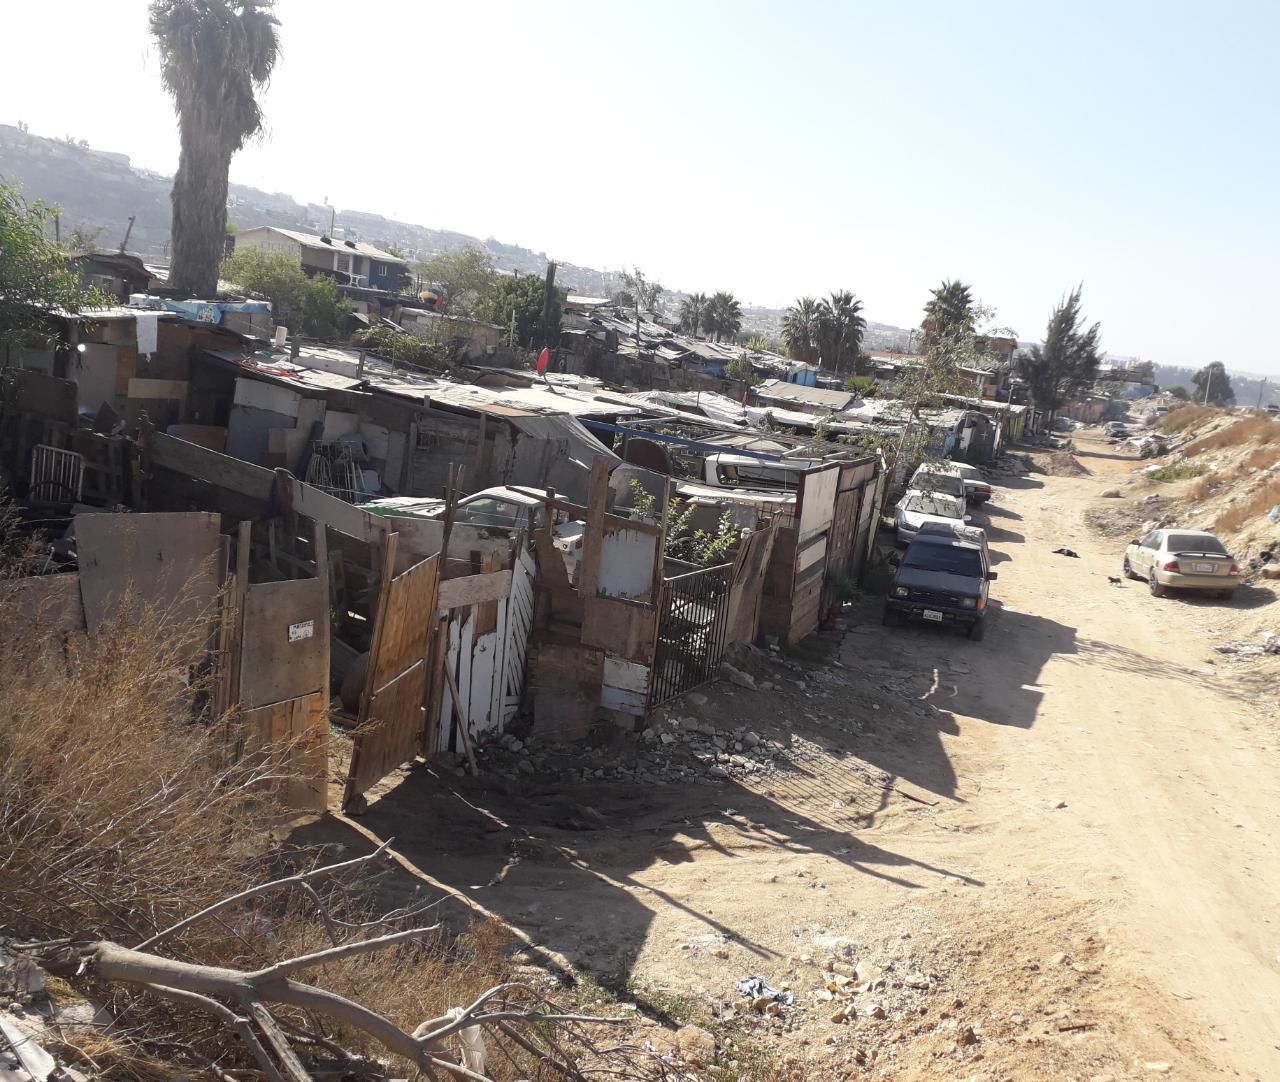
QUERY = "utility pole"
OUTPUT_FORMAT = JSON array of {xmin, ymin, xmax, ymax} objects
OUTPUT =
[
  {"xmin": 1257, "ymin": 378, "xmax": 1268, "ymax": 409},
  {"xmin": 118, "ymin": 215, "xmax": 135, "ymax": 254},
  {"xmin": 1203, "ymin": 365, "xmax": 1213, "ymax": 405},
  {"xmin": 539, "ymin": 260, "xmax": 558, "ymax": 357}
]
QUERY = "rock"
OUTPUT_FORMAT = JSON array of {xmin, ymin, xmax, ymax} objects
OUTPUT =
[
  {"xmin": 1143, "ymin": 1064, "xmax": 1172, "ymax": 1074},
  {"xmin": 1049, "ymin": 800, "xmax": 1068, "ymax": 809},
  {"xmin": 864, "ymin": 1002, "xmax": 886, "ymax": 1019},
  {"xmin": 1101, "ymin": 488, "xmax": 1123, "ymax": 498},
  {"xmin": 707, "ymin": 764, "xmax": 730, "ymax": 780},
  {"xmin": 1049, "ymin": 952, "xmax": 1067, "ymax": 966},
  {"xmin": 719, "ymin": 662, "xmax": 757, "ymax": 690},
  {"xmin": 957, "ymin": 1024, "xmax": 978, "ymax": 1045},
  {"xmin": 743, "ymin": 731, "xmax": 761, "ymax": 748},
  {"xmin": 829, "ymin": 1006, "xmax": 849, "ymax": 1024},
  {"xmin": 1262, "ymin": 566, "xmax": 1280, "ymax": 581},
  {"xmin": 641, "ymin": 728, "xmax": 658, "ymax": 743},
  {"xmin": 751, "ymin": 995, "xmax": 773, "ymax": 1012},
  {"xmin": 1143, "ymin": 493, "xmax": 1162, "ymax": 504},
  {"xmin": 659, "ymin": 732, "xmax": 676, "ymax": 745},
  {"xmin": 855, "ymin": 960, "xmax": 883, "ymax": 984},
  {"xmin": 831, "ymin": 961, "xmax": 856, "ymax": 977},
  {"xmin": 686, "ymin": 691, "xmax": 709, "ymax": 710},
  {"xmin": 516, "ymin": 758, "xmax": 536, "ymax": 776},
  {"xmin": 676, "ymin": 1025, "xmax": 717, "ymax": 1067}
]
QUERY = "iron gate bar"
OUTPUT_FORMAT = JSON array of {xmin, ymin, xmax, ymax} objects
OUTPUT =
[{"xmin": 649, "ymin": 563, "xmax": 733, "ymax": 708}]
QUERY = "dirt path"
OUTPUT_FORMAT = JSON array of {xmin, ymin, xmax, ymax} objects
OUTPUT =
[
  {"xmin": 317, "ymin": 434, "xmax": 1280, "ymax": 1079},
  {"xmin": 959, "ymin": 437, "xmax": 1280, "ymax": 1077}
]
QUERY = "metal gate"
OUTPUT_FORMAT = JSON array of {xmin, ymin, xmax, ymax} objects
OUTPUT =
[{"xmin": 650, "ymin": 564, "xmax": 732, "ymax": 707}]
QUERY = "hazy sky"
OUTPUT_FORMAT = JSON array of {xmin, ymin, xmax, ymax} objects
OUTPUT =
[{"xmin": 2, "ymin": 0, "xmax": 1278, "ymax": 373}]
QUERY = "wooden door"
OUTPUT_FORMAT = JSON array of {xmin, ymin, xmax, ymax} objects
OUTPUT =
[{"xmin": 343, "ymin": 540, "xmax": 440, "ymax": 809}]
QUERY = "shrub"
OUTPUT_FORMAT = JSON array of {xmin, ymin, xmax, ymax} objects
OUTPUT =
[
  {"xmin": 843, "ymin": 375, "xmax": 879, "ymax": 397},
  {"xmin": 1148, "ymin": 462, "xmax": 1206, "ymax": 482}
]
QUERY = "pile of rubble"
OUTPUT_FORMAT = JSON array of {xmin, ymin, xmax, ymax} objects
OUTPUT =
[{"xmin": 0, "ymin": 940, "xmax": 94, "ymax": 1082}]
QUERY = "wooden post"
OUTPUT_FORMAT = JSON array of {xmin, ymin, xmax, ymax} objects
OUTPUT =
[{"xmin": 577, "ymin": 457, "xmax": 609, "ymax": 599}]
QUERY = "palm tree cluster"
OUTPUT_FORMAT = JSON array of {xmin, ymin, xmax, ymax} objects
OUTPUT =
[
  {"xmin": 679, "ymin": 291, "xmax": 742, "ymax": 341},
  {"xmin": 150, "ymin": 0, "xmax": 280, "ymax": 297},
  {"xmin": 780, "ymin": 291, "xmax": 867, "ymax": 371},
  {"xmin": 922, "ymin": 279, "xmax": 975, "ymax": 345}
]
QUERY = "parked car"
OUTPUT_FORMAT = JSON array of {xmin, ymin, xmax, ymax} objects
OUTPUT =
[
  {"xmin": 894, "ymin": 490, "xmax": 969, "ymax": 545},
  {"xmin": 948, "ymin": 462, "xmax": 993, "ymax": 504},
  {"xmin": 1123, "ymin": 529, "xmax": 1241, "ymax": 598},
  {"xmin": 884, "ymin": 523, "xmax": 996, "ymax": 639},
  {"xmin": 908, "ymin": 463, "xmax": 967, "ymax": 500},
  {"xmin": 1102, "ymin": 421, "xmax": 1130, "ymax": 437}
]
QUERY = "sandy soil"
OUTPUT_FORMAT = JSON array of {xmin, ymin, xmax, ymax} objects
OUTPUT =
[{"xmin": 308, "ymin": 433, "xmax": 1280, "ymax": 1080}]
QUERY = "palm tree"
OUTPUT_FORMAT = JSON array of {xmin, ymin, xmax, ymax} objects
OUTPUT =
[
  {"xmin": 679, "ymin": 292, "xmax": 707, "ymax": 336},
  {"xmin": 150, "ymin": 1, "xmax": 280, "ymax": 297},
  {"xmin": 922, "ymin": 279, "xmax": 975, "ymax": 344},
  {"xmin": 701, "ymin": 291, "xmax": 742, "ymax": 342},
  {"xmin": 816, "ymin": 290, "xmax": 867, "ymax": 372},
  {"xmin": 780, "ymin": 296, "xmax": 822, "ymax": 365}
]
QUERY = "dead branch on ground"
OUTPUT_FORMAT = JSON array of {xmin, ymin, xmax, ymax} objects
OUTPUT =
[{"xmin": 22, "ymin": 853, "xmax": 646, "ymax": 1082}]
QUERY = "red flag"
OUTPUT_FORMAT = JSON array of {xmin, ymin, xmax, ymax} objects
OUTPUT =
[{"xmin": 536, "ymin": 347, "xmax": 550, "ymax": 375}]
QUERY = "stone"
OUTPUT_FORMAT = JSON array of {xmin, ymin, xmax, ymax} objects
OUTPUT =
[
  {"xmin": 743, "ymin": 731, "xmax": 761, "ymax": 748},
  {"xmin": 719, "ymin": 662, "xmax": 757, "ymax": 690},
  {"xmin": 829, "ymin": 1006, "xmax": 849, "ymax": 1024},
  {"xmin": 1100, "ymin": 488, "xmax": 1123, "ymax": 498},
  {"xmin": 1049, "ymin": 952, "xmax": 1067, "ymax": 966},
  {"xmin": 864, "ymin": 1003, "xmax": 886, "ymax": 1019},
  {"xmin": 659, "ymin": 732, "xmax": 676, "ymax": 745},
  {"xmin": 516, "ymin": 758, "xmax": 536, "ymax": 776},
  {"xmin": 675, "ymin": 1025, "xmax": 717, "ymax": 1067},
  {"xmin": 957, "ymin": 1024, "xmax": 978, "ymax": 1046},
  {"xmin": 1262, "ymin": 566, "xmax": 1280, "ymax": 581},
  {"xmin": 1143, "ymin": 1064, "xmax": 1172, "ymax": 1074},
  {"xmin": 707, "ymin": 764, "xmax": 730, "ymax": 780},
  {"xmin": 1049, "ymin": 800, "xmax": 1068, "ymax": 809},
  {"xmin": 855, "ymin": 960, "xmax": 883, "ymax": 984}
]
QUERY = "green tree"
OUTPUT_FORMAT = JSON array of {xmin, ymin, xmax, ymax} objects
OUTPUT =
[
  {"xmin": 1192, "ymin": 362, "xmax": 1234, "ymax": 405},
  {"xmin": 724, "ymin": 356, "xmax": 758, "ymax": 385},
  {"xmin": 816, "ymin": 290, "xmax": 867, "ymax": 372},
  {"xmin": 1166, "ymin": 384, "xmax": 1190, "ymax": 401},
  {"xmin": 843, "ymin": 375, "xmax": 878, "ymax": 397},
  {"xmin": 620, "ymin": 267, "xmax": 664, "ymax": 314},
  {"xmin": 473, "ymin": 275, "xmax": 560, "ymax": 347},
  {"xmin": 781, "ymin": 296, "xmax": 822, "ymax": 364},
  {"xmin": 149, "ymin": 0, "xmax": 280, "ymax": 297},
  {"xmin": 702, "ymin": 291, "xmax": 742, "ymax": 341},
  {"xmin": 679, "ymin": 292, "xmax": 708, "ymax": 336},
  {"xmin": 1017, "ymin": 286, "xmax": 1103, "ymax": 416},
  {"xmin": 0, "ymin": 185, "xmax": 105, "ymax": 353},
  {"xmin": 922, "ymin": 279, "xmax": 975, "ymax": 344},
  {"xmin": 220, "ymin": 247, "xmax": 351, "ymax": 339},
  {"xmin": 416, "ymin": 245, "xmax": 496, "ymax": 314}
]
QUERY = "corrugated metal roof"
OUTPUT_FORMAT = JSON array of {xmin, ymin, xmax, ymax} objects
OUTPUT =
[
  {"xmin": 754, "ymin": 379, "xmax": 854, "ymax": 410},
  {"xmin": 242, "ymin": 226, "xmax": 408, "ymax": 265}
]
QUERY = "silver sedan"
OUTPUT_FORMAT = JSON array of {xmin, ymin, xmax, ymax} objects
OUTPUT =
[{"xmin": 1123, "ymin": 529, "xmax": 1241, "ymax": 598}]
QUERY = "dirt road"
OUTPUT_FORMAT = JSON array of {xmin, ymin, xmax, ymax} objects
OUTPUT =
[{"xmin": 322, "ymin": 435, "xmax": 1280, "ymax": 1079}]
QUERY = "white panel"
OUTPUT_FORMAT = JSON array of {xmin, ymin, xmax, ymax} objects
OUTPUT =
[
  {"xmin": 598, "ymin": 529, "xmax": 658, "ymax": 601},
  {"xmin": 469, "ymin": 631, "xmax": 499, "ymax": 737},
  {"xmin": 603, "ymin": 655, "xmax": 649, "ymax": 694},
  {"xmin": 321, "ymin": 410, "xmax": 360, "ymax": 440},
  {"xmin": 233, "ymin": 377, "xmax": 301, "ymax": 418},
  {"xmin": 796, "ymin": 536, "xmax": 828, "ymax": 573}
]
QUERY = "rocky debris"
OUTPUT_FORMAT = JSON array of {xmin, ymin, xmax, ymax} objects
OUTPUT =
[
  {"xmin": 1214, "ymin": 632, "xmax": 1280, "ymax": 658},
  {"xmin": 674, "ymin": 1023, "xmax": 717, "ymax": 1066},
  {"xmin": 1100, "ymin": 488, "xmax": 1123, "ymax": 498},
  {"xmin": 718, "ymin": 662, "xmax": 757, "ymax": 691}
]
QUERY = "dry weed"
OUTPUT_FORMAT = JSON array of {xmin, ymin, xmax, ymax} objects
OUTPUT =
[
  {"xmin": 1156, "ymin": 404, "xmax": 1219, "ymax": 434},
  {"xmin": 1188, "ymin": 472, "xmax": 1224, "ymax": 502},
  {"xmin": 1185, "ymin": 412, "xmax": 1280, "ymax": 455},
  {"xmin": 1244, "ymin": 445, "xmax": 1280, "ymax": 471},
  {"xmin": 1216, "ymin": 475, "xmax": 1280, "ymax": 534}
]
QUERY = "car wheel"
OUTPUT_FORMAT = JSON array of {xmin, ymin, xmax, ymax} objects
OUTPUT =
[
  {"xmin": 1148, "ymin": 571, "xmax": 1168, "ymax": 598},
  {"xmin": 1122, "ymin": 555, "xmax": 1134, "ymax": 580},
  {"xmin": 967, "ymin": 619, "xmax": 986, "ymax": 641},
  {"xmin": 882, "ymin": 604, "xmax": 897, "ymax": 626}
]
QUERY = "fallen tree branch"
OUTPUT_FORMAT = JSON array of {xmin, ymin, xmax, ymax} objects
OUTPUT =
[
  {"xmin": 252, "ymin": 925, "xmax": 440, "ymax": 980},
  {"xmin": 142, "ymin": 982, "xmax": 285, "ymax": 1082},
  {"xmin": 135, "ymin": 841, "xmax": 393, "ymax": 952}
]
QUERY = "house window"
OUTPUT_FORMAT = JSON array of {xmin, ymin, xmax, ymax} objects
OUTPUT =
[{"xmin": 335, "ymin": 253, "xmax": 351, "ymax": 274}]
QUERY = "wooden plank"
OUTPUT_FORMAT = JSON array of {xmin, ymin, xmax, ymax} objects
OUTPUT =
[
  {"xmin": 437, "ymin": 569, "xmax": 513, "ymax": 611},
  {"xmin": 581, "ymin": 595, "xmax": 657, "ymax": 662},
  {"xmin": 75, "ymin": 511, "xmax": 221, "ymax": 637},
  {"xmin": 239, "ymin": 577, "xmax": 328, "ymax": 709},
  {"xmin": 796, "ymin": 464, "xmax": 840, "ymax": 544},
  {"xmin": 241, "ymin": 692, "xmax": 328, "ymax": 813},
  {"xmin": 127, "ymin": 378, "xmax": 188, "ymax": 400},
  {"xmin": 603, "ymin": 654, "xmax": 649, "ymax": 694},
  {"xmin": 576, "ymin": 456, "xmax": 610, "ymax": 598},
  {"xmin": 600, "ymin": 685, "xmax": 647, "ymax": 716},
  {"xmin": 0, "ymin": 573, "xmax": 86, "ymax": 634}
]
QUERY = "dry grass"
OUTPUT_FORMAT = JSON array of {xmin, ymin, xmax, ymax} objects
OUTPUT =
[
  {"xmin": 1216, "ymin": 475, "xmax": 1280, "ymax": 534},
  {"xmin": 1244, "ymin": 445, "xmax": 1280, "ymax": 471},
  {"xmin": 1185, "ymin": 412, "xmax": 1280, "ymax": 456},
  {"xmin": 1189, "ymin": 472, "xmax": 1226, "ymax": 502},
  {"xmin": 1156, "ymin": 404, "xmax": 1219, "ymax": 433}
]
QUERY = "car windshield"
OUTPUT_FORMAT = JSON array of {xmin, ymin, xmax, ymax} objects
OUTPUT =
[
  {"xmin": 912, "ymin": 472, "xmax": 965, "ymax": 497},
  {"xmin": 904, "ymin": 542, "xmax": 984, "ymax": 577},
  {"xmin": 455, "ymin": 497, "xmax": 529, "ymax": 529},
  {"xmin": 1167, "ymin": 533, "xmax": 1228, "ymax": 554},
  {"xmin": 902, "ymin": 492, "xmax": 961, "ymax": 517}
]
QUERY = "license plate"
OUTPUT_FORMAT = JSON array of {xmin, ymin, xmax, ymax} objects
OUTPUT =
[
  {"xmin": 923, "ymin": 609, "xmax": 944, "ymax": 622},
  {"xmin": 1193, "ymin": 562, "xmax": 1216, "ymax": 574}
]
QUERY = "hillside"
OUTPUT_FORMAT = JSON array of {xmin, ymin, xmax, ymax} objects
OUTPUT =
[{"xmin": 0, "ymin": 123, "xmax": 924, "ymax": 346}]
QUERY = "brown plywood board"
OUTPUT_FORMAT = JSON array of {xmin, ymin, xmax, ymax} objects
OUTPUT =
[
  {"xmin": 581, "ymin": 596, "xmax": 657, "ymax": 663},
  {"xmin": 241, "ymin": 692, "xmax": 328, "ymax": 813},
  {"xmin": 347, "ymin": 662, "xmax": 428, "ymax": 798},
  {"xmin": 725, "ymin": 526, "xmax": 776, "ymax": 645},
  {"xmin": 1, "ymin": 574, "xmax": 87, "ymax": 635},
  {"xmin": 74, "ymin": 512, "xmax": 221, "ymax": 637},
  {"xmin": 369, "ymin": 555, "xmax": 439, "ymax": 689},
  {"xmin": 239, "ymin": 577, "xmax": 329, "ymax": 709}
]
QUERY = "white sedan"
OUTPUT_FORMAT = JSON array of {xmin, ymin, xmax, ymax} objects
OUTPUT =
[
  {"xmin": 1123, "ymin": 529, "xmax": 1241, "ymax": 598},
  {"xmin": 894, "ymin": 490, "xmax": 969, "ymax": 545}
]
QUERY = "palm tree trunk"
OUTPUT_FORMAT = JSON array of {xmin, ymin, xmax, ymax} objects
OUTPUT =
[{"xmin": 168, "ymin": 123, "xmax": 232, "ymax": 297}]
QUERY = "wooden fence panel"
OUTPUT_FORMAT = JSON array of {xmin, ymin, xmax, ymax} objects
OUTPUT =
[
  {"xmin": 343, "ymin": 544, "xmax": 440, "ymax": 808},
  {"xmin": 241, "ymin": 693, "xmax": 328, "ymax": 814}
]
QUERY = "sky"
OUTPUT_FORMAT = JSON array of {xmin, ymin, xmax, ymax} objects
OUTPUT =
[{"xmin": 2, "ymin": 0, "xmax": 1278, "ymax": 373}]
